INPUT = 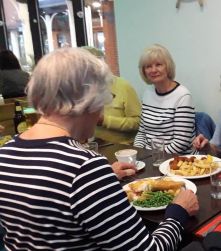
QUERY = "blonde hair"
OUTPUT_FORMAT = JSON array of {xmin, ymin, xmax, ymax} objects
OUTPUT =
[
  {"xmin": 26, "ymin": 48, "xmax": 113, "ymax": 116},
  {"xmin": 139, "ymin": 44, "xmax": 175, "ymax": 84}
]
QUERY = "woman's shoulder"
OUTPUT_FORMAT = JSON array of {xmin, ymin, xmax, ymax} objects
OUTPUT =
[
  {"xmin": 113, "ymin": 76, "xmax": 134, "ymax": 91},
  {"xmin": 176, "ymin": 82, "xmax": 192, "ymax": 95},
  {"xmin": 113, "ymin": 76, "xmax": 130, "ymax": 85}
]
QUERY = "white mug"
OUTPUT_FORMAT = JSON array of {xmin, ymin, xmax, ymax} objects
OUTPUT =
[{"xmin": 115, "ymin": 149, "xmax": 137, "ymax": 164}]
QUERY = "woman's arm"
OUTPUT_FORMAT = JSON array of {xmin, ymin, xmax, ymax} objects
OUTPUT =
[
  {"xmin": 165, "ymin": 94, "xmax": 196, "ymax": 154},
  {"xmin": 134, "ymin": 109, "xmax": 147, "ymax": 148},
  {"xmin": 71, "ymin": 156, "xmax": 197, "ymax": 250}
]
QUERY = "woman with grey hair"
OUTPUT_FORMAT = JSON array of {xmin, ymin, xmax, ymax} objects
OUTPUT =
[
  {"xmin": 0, "ymin": 48, "xmax": 198, "ymax": 250},
  {"xmin": 134, "ymin": 44, "xmax": 196, "ymax": 154}
]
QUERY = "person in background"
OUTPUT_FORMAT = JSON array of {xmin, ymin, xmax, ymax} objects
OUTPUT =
[
  {"xmin": 0, "ymin": 50, "xmax": 29, "ymax": 98},
  {"xmin": 193, "ymin": 115, "xmax": 221, "ymax": 157},
  {"xmin": 0, "ymin": 47, "xmax": 199, "ymax": 250},
  {"xmin": 134, "ymin": 44, "xmax": 196, "ymax": 154},
  {"xmin": 195, "ymin": 112, "xmax": 216, "ymax": 141},
  {"xmin": 82, "ymin": 46, "xmax": 141, "ymax": 145}
]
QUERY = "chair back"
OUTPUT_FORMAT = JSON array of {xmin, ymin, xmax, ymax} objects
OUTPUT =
[{"xmin": 195, "ymin": 112, "xmax": 216, "ymax": 140}]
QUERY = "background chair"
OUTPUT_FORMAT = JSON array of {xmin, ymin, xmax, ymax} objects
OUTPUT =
[{"xmin": 195, "ymin": 112, "xmax": 216, "ymax": 140}]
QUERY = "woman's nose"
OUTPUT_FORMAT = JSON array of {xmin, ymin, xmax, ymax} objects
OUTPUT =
[{"xmin": 149, "ymin": 65, "xmax": 157, "ymax": 72}]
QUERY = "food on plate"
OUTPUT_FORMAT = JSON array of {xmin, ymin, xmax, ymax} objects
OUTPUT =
[
  {"xmin": 169, "ymin": 155, "xmax": 218, "ymax": 176},
  {"xmin": 124, "ymin": 177, "xmax": 185, "ymax": 208}
]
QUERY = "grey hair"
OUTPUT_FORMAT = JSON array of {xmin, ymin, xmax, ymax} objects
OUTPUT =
[
  {"xmin": 26, "ymin": 48, "xmax": 113, "ymax": 116},
  {"xmin": 139, "ymin": 44, "xmax": 176, "ymax": 85}
]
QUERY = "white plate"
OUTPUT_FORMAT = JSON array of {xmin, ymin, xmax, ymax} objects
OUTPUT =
[
  {"xmin": 136, "ymin": 161, "xmax": 145, "ymax": 171},
  {"xmin": 159, "ymin": 155, "xmax": 221, "ymax": 179},
  {"xmin": 123, "ymin": 176, "xmax": 197, "ymax": 211}
]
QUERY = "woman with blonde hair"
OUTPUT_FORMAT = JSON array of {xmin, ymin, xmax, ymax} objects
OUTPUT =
[{"xmin": 134, "ymin": 44, "xmax": 196, "ymax": 154}]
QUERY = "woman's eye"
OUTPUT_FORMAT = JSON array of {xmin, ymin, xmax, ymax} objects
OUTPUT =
[{"xmin": 145, "ymin": 65, "xmax": 151, "ymax": 69}]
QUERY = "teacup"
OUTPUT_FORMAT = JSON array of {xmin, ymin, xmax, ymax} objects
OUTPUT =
[{"xmin": 115, "ymin": 149, "xmax": 137, "ymax": 164}]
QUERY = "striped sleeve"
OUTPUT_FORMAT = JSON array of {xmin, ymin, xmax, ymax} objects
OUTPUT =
[
  {"xmin": 70, "ymin": 156, "xmax": 185, "ymax": 250},
  {"xmin": 134, "ymin": 110, "xmax": 147, "ymax": 148},
  {"xmin": 165, "ymin": 94, "xmax": 196, "ymax": 154}
]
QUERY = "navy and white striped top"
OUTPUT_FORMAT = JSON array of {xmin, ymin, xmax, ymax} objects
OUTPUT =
[
  {"xmin": 134, "ymin": 83, "xmax": 196, "ymax": 154},
  {"xmin": 0, "ymin": 136, "xmax": 188, "ymax": 250}
]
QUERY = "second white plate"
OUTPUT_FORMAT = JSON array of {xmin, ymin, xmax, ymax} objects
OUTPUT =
[{"xmin": 159, "ymin": 155, "xmax": 221, "ymax": 179}]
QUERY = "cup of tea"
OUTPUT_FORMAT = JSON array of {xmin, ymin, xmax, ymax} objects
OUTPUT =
[
  {"xmin": 23, "ymin": 107, "xmax": 39, "ymax": 128},
  {"xmin": 115, "ymin": 149, "xmax": 137, "ymax": 164}
]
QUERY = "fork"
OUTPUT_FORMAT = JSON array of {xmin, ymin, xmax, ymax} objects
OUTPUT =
[{"xmin": 201, "ymin": 219, "xmax": 221, "ymax": 237}]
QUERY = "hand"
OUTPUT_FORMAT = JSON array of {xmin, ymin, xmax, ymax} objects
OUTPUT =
[
  {"xmin": 173, "ymin": 189, "xmax": 199, "ymax": 216},
  {"xmin": 112, "ymin": 161, "xmax": 137, "ymax": 180},
  {"xmin": 192, "ymin": 134, "xmax": 209, "ymax": 150}
]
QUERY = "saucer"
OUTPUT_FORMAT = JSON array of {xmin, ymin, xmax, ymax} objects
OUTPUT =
[{"xmin": 136, "ymin": 161, "xmax": 145, "ymax": 171}]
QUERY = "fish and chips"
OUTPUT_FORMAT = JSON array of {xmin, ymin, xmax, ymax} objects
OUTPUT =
[
  {"xmin": 169, "ymin": 155, "xmax": 218, "ymax": 177},
  {"xmin": 124, "ymin": 177, "xmax": 185, "ymax": 208}
]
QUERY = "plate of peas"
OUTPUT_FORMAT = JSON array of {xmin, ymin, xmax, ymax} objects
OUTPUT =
[{"xmin": 123, "ymin": 176, "xmax": 196, "ymax": 211}]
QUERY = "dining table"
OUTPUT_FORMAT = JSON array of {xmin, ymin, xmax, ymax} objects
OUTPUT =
[{"xmin": 98, "ymin": 142, "xmax": 221, "ymax": 246}]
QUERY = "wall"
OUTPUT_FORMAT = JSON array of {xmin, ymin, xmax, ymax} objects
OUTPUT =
[
  {"xmin": 102, "ymin": 1, "xmax": 119, "ymax": 76},
  {"xmin": 114, "ymin": 0, "xmax": 221, "ymax": 122}
]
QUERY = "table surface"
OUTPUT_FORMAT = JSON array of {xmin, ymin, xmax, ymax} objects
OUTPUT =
[{"xmin": 99, "ymin": 143, "xmax": 221, "ymax": 234}]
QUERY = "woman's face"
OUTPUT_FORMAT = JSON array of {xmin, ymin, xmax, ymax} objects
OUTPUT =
[{"xmin": 144, "ymin": 61, "xmax": 168, "ymax": 84}]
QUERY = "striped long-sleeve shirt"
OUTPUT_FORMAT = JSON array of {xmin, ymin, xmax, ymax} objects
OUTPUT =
[
  {"xmin": 0, "ymin": 136, "xmax": 188, "ymax": 250},
  {"xmin": 134, "ymin": 83, "xmax": 196, "ymax": 154}
]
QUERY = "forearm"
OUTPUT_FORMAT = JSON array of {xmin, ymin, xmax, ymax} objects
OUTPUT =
[
  {"xmin": 74, "ymin": 157, "xmax": 189, "ymax": 251},
  {"xmin": 166, "ymin": 104, "xmax": 195, "ymax": 154},
  {"xmin": 165, "ymin": 135, "xmax": 194, "ymax": 154},
  {"xmin": 134, "ymin": 130, "xmax": 146, "ymax": 148}
]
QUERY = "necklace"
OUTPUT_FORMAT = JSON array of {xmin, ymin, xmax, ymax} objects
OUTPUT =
[{"xmin": 36, "ymin": 122, "xmax": 70, "ymax": 135}]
